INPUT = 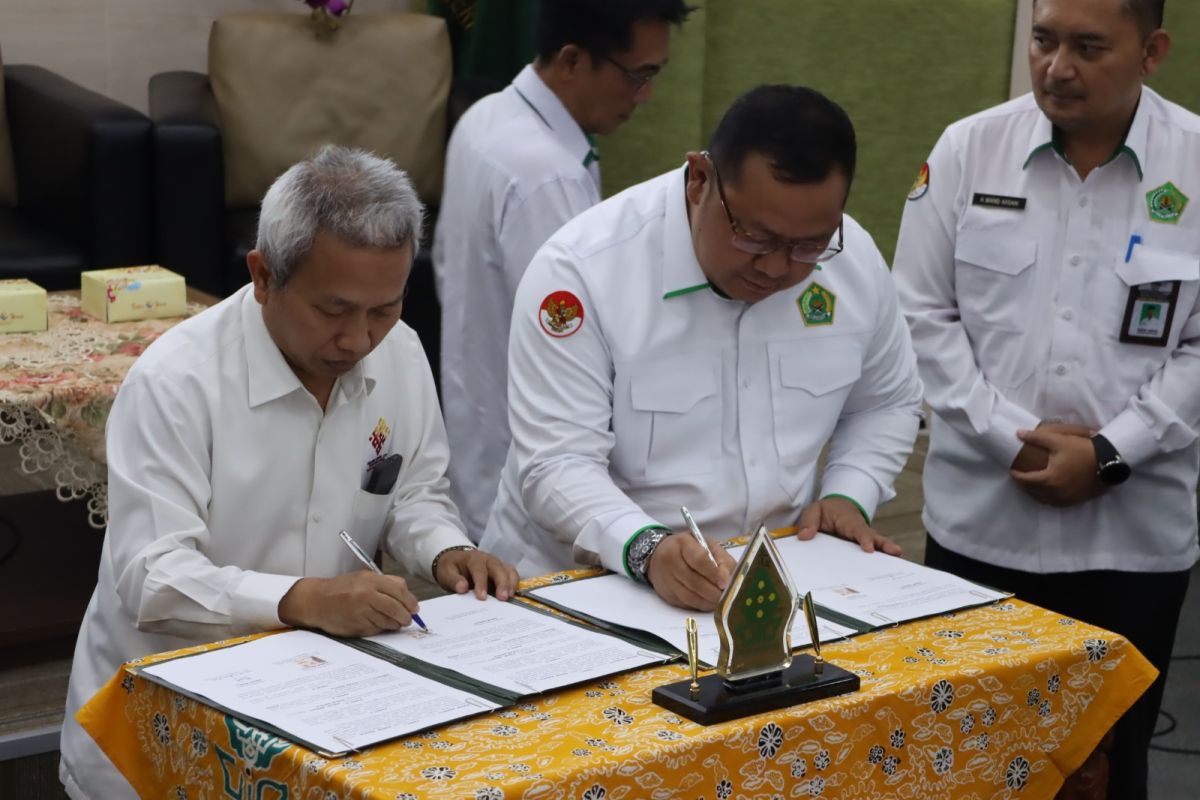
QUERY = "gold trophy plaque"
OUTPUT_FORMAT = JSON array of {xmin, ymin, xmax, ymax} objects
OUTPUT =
[{"xmin": 653, "ymin": 525, "xmax": 859, "ymax": 725}]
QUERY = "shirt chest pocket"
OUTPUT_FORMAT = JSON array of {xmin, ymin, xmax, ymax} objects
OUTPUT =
[
  {"xmin": 769, "ymin": 340, "xmax": 862, "ymax": 468},
  {"xmin": 617, "ymin": 356, "xmax": 722, "ymax": 481},
  {"xmin": 954, "ymin": 228, "xmax": 1038, "ymax": 333},
  {"xmin": 347, "ymin": 488, "xmax": 392, "ymax": 554},
  {"xmin": 1096, "ymin": 246, "xmax": 1200, "ymax": 343}
]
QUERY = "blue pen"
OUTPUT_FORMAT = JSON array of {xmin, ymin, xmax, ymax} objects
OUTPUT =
[
  {"xmin": 338, "ymin": 530, "xmax": 429, "ymax": 632},
  {"xmin": 1125, "ymin": 233, "xmax": 1143, "ymax": 263}
]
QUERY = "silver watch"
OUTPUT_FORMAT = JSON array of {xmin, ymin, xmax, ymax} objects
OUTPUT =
[{"xmin": 626, "ymin": 528, "xmax": 671, "ymax": 584}]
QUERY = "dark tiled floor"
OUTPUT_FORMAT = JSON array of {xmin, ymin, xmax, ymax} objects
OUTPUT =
[{"xmin": 1148, "ymin": 563, "xmax": 1200, "ymax": 799}]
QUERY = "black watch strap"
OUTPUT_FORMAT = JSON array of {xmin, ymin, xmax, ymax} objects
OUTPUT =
[{"xmin": 1092, "ymin": 434, "xmax": 1131, "ymax": 485}]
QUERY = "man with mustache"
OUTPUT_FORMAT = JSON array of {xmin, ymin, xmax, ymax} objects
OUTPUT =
[
  {"xmin": 893, "ymin": 2, "xmax": 1197, "ymax": 797},
  {"xmin": 481, "ymin": 85, "xmax": 923, "ymax": 611}
]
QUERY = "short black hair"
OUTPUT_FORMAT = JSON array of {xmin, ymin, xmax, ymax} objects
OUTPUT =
[
  {"xmin": 1123, "ymin": 0, "xmax": 1166, "ymax": 34},
  {"xmin": 708, "ymin": 85, "xmax": 857, "ymax": 190},
  {"xmin": 535, "ymin": 0, "xmax": 694, "ymax": 63},
  {"xmin": 1033, "ymin": 0, "xmax": 1165, "ymax": 36}
]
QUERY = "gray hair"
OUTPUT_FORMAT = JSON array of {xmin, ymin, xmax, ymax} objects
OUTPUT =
[{"xmin": 256, "ymin": 144, "xmax": 425, "ymax": 287}]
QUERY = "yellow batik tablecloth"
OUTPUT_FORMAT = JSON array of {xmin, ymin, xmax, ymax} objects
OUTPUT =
[
  {"xmin": 78, "ymin": 582, "xmax": 1156, "ymax": 800},
  {"xmin": 0, "ymin": 293, "xmax": 208, "ymax": 527}
]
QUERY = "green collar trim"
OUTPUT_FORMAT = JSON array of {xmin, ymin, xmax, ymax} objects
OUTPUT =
[
  {"xmin": 1024, "ymin": 127, "xmax": 1066, "ymax": 169},
  {"xmin": 1023, "ymin": 127, "xmax": 1142, "ymax": 179},
  {"xmin": 1022, "ymin": 141, "xmax": 1055, "ymax": 170},
  {"xmin": 1103, "ymin": 144, "xmax": 1143, "ymax": 180},
  {"xmin": 663, "ymin": 282, "xmax": 711, "ymax": 300},
  {"xmin": 583, "ymin": 132, "xmax": 600, "ymax": 167}
]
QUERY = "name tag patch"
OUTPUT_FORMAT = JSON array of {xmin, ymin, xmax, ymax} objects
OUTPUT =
[{"xmin": 972, "ymin": 193, "xmax": 1027, "ymax": 211}]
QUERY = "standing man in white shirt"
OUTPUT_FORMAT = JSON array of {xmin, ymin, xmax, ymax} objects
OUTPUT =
[
  {"xmin": 60, "ymin": 146, "xmax": 518, "ymax": 800},
  {"xmin": 434, "ymin": 0, "xmax": 693, "ymax": 541},
  {"xmin": 893, "ymin": 1, "xmax": 1197, "ymax": 796},
  {"xmin": 481, "ymin": 85, "xmax": 924, "ymax": 611}
]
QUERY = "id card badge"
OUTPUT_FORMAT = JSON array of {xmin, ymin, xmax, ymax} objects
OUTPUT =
[{"xmin": 1119, "ymin": 279, "xmax": 1180, "ymax": 346}]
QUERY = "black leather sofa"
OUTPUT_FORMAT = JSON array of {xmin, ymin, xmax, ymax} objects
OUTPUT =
[{"xmin": 0, "ymin": 65, "xmax": 152, "ymax": 289}]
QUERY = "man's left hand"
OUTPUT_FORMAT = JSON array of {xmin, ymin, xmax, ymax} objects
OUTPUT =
[
  {"xmin": 796, "ymin": 497, "xmax": 902, "ymax": 555},
  {"xmin": 434, "ymin": 548, "xmax": 520, "ymax": 601},
  {"xmin": 1010, "ymin": 428, "xmax": 1106, "ymax": 507}
]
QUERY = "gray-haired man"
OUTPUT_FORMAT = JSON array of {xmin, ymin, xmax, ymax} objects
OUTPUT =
[{"xmin": 59, "ymin": 146, "xmax": 517, "ymax": 799}]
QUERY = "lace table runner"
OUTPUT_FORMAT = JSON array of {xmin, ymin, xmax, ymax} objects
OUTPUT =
[{"xmin": 0, "ymin": 294, "xmax": 208, "ymax": 529}]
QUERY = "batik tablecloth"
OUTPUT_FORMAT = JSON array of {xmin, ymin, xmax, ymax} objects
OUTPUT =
[
  {"xmin": 0, "ymin": 293, "xmax": 208, "ymax": 527},
  {"xmin": 78, "ymin": 584, "xmax": 1156, "ymax": 800}
]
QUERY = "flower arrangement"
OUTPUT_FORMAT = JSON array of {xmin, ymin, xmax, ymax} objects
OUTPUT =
[{"xmin": 301, "ymin": 0, "xmax": 354, "ymax": 34}]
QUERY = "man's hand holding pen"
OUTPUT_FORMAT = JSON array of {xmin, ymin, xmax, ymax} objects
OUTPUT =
[
  {"xmin": 279, "ymin": 572, "xmax": 423, "ymax": 637},
  {"xmin": 647, "ymin": 532, "xmax": 736, "ymax": 612}
]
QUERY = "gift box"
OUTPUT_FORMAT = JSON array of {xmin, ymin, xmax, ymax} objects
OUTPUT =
[
  {"xmin": 0, "ymin": 278, "xmax": 48, "ymax": 333},
  {"xmin": 81, "ymin": 266, "xmax": 186, "ymax": 323}
]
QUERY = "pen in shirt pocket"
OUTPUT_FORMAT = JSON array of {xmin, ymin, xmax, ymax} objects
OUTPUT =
[
  {"xmin": 1125, "ymin": 233, "xmax": 1143, "ymax": 263},
  {"xmin": 338, "ymin": 529, "xmax": 429, "ymax": 632}
]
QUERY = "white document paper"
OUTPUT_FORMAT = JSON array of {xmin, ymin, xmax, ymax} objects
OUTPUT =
[
  {"xmin": 366, "ymin": 593, "xmax": 666, "ymax": 694},
  {"xmin": 528, "ymin": 572, "xmax": 856, "ymax": 667},
  {"xmin": 141, "ymin": 630, "xmax": 498, "ymax": 754},
  {"xmin": 751, "ymin": 534, "xmax": 1008, "ymax": 626}
]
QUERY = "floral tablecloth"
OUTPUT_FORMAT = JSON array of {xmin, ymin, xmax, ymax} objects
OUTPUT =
[
  {"xmin": 79, "ymin": 586, "xmax": 1156, "ymax": 800},
  {"xmin": 0, "ymin": 294, "xmax": 208, "ymax": 527}
]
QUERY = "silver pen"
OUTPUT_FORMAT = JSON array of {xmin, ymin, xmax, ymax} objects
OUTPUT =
[
  {"xmin": 338, "ymin": 530, "xmax": 428, "ymax": 632},
  {"xmin": 679, "ymin": 506, "xmax": 720, "ymax": 569}
]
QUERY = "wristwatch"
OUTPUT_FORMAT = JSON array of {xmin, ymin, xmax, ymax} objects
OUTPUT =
[
  {"xmin": 431, "ymin": 545, "xmax": 476, "ymax": 578},
  {"xmin": 1092, "ymin": 434, "xmax": 1131, "ymax": 486},
  {"xmin": 626, "ymin": 527, "xmax": 671, "ymax": 584}
]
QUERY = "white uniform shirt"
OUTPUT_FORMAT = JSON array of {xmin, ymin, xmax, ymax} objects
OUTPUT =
[
  {"xmin": 894, "ymin": 87, "xmax": 1200, "ymax": 574},
  {"xmin": 434, "ymin": 64, "xmax": 602, "ymax": 540},
  {"xmin": 60, "ymin": 286, "xmax": 472, "ymax": 799},
  {"xmin": 480, "ymin": 166, "xmax": 923, "ymax": 578}
]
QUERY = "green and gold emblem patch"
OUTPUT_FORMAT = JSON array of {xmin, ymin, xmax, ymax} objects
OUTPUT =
[
  {"xmin": 798, "ymin": 282, "xmax": 836, "ymax": 326},
  {"xmin": 1146, "ymin": 181, "xmax": 1188, "ymax": 224}
]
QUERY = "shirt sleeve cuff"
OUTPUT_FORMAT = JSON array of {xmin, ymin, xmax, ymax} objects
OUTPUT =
[
  {"xmin": 592, "ymin": 511, "xmax": 669, "ymax": 577},
  {"xmin": 233, "ymin": 572, "xmax": 303, "ymax": 629},
  {"xmin": 982, "ymin": 398, "xmax": 1041, "ymax": 467},
  {"xmin": 819, "ymin": 466, "xmax": 883, "ymax": 522},
  {"xmin": 1100, "ymin": 408, "xmax": 1160, "ymax": 468}
]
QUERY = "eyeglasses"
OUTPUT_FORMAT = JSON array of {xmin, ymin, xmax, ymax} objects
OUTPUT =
[
  {"xmin": 703, "ymin": 150, "xmax": 844, "ymax": 264},
  {"xmin": 604, "ymin": 55, "xmax": 660, "ymax": 90}
]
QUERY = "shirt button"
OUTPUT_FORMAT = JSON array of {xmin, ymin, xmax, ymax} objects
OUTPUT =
[
  {"xmin": 1078, "ymin": 196, "xmax": 1089, "ymax": 208},
  {"xmin": 748, "ymin": 457, "xmax": 758, "ymax": 467},
  {"xmin": 742, "ymin": 378, "xmax": 751, "ymax": 389},
  {"xmin": 312, "ymin": 512, "xmax": 322, "ymax": 523},
  {"xmin": 1069, "ymin": 255, "xmax": 1082, "ymax": 266},
  {"xmin": 1055, "ymin": 364, "xmax": 1068, "ymax": 376},
  {"xmin": 1061, "ymin": 309, "xmax": 1074, "ymax": 321}
]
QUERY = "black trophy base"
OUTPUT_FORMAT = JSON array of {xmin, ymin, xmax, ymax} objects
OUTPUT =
[{"xmin": 652, "ymin": 655, "xmax": 860, "ymax": 725}]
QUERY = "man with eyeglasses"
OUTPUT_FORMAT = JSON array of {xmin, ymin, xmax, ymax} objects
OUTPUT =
[
  {"xmin": 480, "ymin": 85, "xmax": 923, "ymax": 610},
  {"xmin": 434, "ymin": 0, "xmax": 692, "ymax": 542}
]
